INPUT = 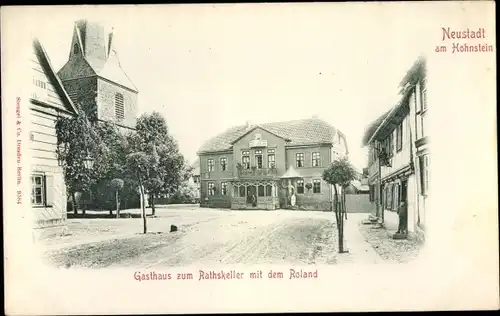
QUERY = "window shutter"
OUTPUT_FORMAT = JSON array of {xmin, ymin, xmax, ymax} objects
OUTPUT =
[
  {"xmin": 385, "ymin": 186, "xmax": 389, "ymax": 209},
  {"xmin": 45, "ymin": 175, "xmax": 54, "ymax": 207},
  {"xmin": 393, "ymin": 184, "xmax": 399, "ymax": 210}
]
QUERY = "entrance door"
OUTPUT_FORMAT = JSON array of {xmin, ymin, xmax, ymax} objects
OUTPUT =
[{"xmin": 246, "ymin": 186, "xmax": 257, "ymax": 206}]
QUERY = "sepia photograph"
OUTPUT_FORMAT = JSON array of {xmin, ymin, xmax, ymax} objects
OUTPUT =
[{"xmin": 2, "ymin": 2, "xmax": 498, "ymax": 314}]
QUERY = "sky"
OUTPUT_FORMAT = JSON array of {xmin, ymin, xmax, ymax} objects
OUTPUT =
[{"xmin": 30, "ymin": 4, "xmax": 428, "ymax": 170}]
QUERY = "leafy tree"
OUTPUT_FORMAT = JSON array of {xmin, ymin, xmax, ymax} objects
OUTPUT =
[
  {"xmin": 125, "ymin": 112, "xmax": 186, "ymax": 231},
  {"xmin": 55, "ymin": 108, "xmax": 110, "ymax": 214},
  {"xmin": 109, "ymin": 178, "xmax": 124, "ymax": 218},
  {"xmin": 134, "ymin": 112, "xmax": 187, "ymax": 216},
  {"xmin": 322, "ymin": 156, "xmax": 356, "ymax": 253}
]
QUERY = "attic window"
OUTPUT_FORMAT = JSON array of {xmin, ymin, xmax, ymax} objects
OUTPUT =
[
  {"xmin": 115, "ymin": 93, "xmax": 124, "ymax": 120},
  {"xmin": 73, "ymin": 44, "xmax": 79, "ymax": 54}
]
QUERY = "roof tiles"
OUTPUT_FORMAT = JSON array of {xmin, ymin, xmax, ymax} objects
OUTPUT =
[{"xmin": 198, "ymin": 117, "xmax": 341, "ymax": 154}]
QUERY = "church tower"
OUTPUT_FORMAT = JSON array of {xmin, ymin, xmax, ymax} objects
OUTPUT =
[{"xmin": 57, "ymin": 19, "xmax": 138, "ymax": 131}]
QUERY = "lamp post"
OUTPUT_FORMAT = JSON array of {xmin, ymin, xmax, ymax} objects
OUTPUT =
[
  {"xmin": 57, "ymin": 142, "xmax": 66, "ymax": 167},
  {"xmin": 83, "ymin": 155, "xmax": 94, "ymax": 170}
]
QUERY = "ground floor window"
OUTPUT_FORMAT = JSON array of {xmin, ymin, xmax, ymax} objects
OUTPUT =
[
  {"xmin": 258, "ymin": 185, "xmax": 265, "ymax": 196},
  {"xmin": 383, "ymin": 182, "xmax": 402, "ymax": 211},
  {"xmin": 297, "ymin": 179, "xmax": 304, "ymax": 194},
  {"xmin": 208, "ymin": 182, "xmax": 215, "ymax": 196},
  {"xmin": 31, "ymin": 173, "xmax": 53, "ymax": 207},
  {"xmin": 232, "ymin": 181, "xmax": 279, "ymax": 199},
  {"xmin": 31, "ymin": 174, "xmax": 45, "ymax": 206},
  {"xmin": 313, "ymin": 179, "xmax": 321, "ymax": 193},
  {"xmin": 266, "ymin": 184, "xmax": 272, "ymax": 196},
  {"xmin": 221, "ymin": 182, "xmax": 227, "ymax": 195}
]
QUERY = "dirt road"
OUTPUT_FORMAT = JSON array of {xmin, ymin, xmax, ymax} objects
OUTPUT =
[{"xmin": 45, "ymin": 210, "xmax": 339, "ymax": 268}]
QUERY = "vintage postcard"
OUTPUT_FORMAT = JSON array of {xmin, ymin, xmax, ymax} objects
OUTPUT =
[{"xmin": 2, "ymin": 2, "xmax": 498, "ymax": 314}]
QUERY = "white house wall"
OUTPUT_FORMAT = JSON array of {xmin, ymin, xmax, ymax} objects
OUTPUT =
[{"xmin": 380, "ymin": 115, "xmax": 411, "ymax": 180}]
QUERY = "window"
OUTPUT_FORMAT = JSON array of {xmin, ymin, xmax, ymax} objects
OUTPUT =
[
  {"xmin": 268, "ymin": 154, "xmax": 275, "ymax": 168},
  {"xmin": 31, "ymin": 174, "xmax": 45, "ymax": 206},
  {"xmin": 258, "ymin": 185, "xmax": 265, "ymax": 197},
  {"xmin": 266, "ymin": 185, "xmax": 272, "ymax": 196},
  {"xmin": 233, "ymin": 186, "xmax": 239, "ymax": 197},
  {"xmin": 221, "ymin": 182, "xmax": 227, "ymax": 195},
  {"xmin": 207, "ymin": 159, "xmax": 215, "ymax": 172},
  {"xmin": 312, "ymin": 152, "xmax": 321, "ymax": 167},
  {"xmin": 313, "ymin": 179, "xmax": 321, "ymax": 193},
  {"xmin": 297, "ymin": 180, "xmax": 304, "ymax": 194},
  {"xmin": 255, "ymin": 150, "xmax": 263, "ymax": 169},
  {"xmin": 267, "ymin": 149, "xmax": 275, "ymax": 153},
  {"xmin": 220, "ymin": 157, "xmax": 227, "ymax": 171},
  {"xmin": 239, "ymin": 186, "xmax": 246, "ymax": 197},
  {"xmin": 208, "ymin": 182, "xmax": 215, "ymax": 196},
  {"xmin": 396, "ymin": 123, "xmax": 403, "ymax": 152},
  {"xmin": 296, "ymin": 153, "xmax": 304, "ymax": 168},
  {"xmin": 242, "ymin": 155, "xmax": 250, "ymax": 169},
  {"xmin": 31, "ymin": 174, "xmax": 53, "ymax": 207},
  {"xmin": 393, "ymin": 184, "xmax": 399, "ymax": 210},
  {"xmin": 73, "ymin": 43, "xmax": 79, "ymax": 54},
  {"xmin": 420, "ymin": 155, "xmax": 429, "ymax": 196},
  {"xmin": 115, "ymin": 93, "xmax": 124, "ymax": 120},
  {"xmin": 242, "ymin": 151, "xmax": 250, "ymax": 169},
  {"xmin": 193, "ymin": 176, "xmax": 199, "ymax": 184}
]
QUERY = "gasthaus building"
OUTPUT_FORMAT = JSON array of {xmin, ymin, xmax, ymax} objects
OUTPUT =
[{"xmin": 197, "ymin": 117, "xmax": 349, "ymax": 211}]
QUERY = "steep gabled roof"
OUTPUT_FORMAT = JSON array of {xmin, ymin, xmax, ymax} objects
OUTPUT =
[
  {"xmin": 33, "ymin": 38, "xmax": 79, "ymax": 114},
  {"xmin": 363, "ymin": 56, "xmax": 427, "ymax": 147},
  {"xmin": 197, "ymin": 117, "xmax": 342, "ymax": 154},
  {"xmin": 362, "ymin": 109, "xmax": 391, "ymax": 147},
  {"xmin": 229, "ymin": 125, "xmax": 291, "ymax": 145},
  {"xmin": 57, "ymin": 20, "xmax": 138, "ymax": 92}
]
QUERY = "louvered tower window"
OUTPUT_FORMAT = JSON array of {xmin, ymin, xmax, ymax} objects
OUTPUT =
[{"xmin": 115, "ymin": 93, "xmax": 124, "ymax": 120}]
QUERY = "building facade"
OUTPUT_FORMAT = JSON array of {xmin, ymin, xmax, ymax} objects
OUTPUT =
[
  {"xmin": 57, "ymin": 19, "xmax": 139, "ymax": 133},
  {"xmin": 191, "ymin": 159, "xmax": 201, "ymax": 202},
  {"xmin": 197, "ymin": 118, "xmax": 349, "ymax": 211},
  {"xmin": 29, "ymin": 39, "xmax": 79, "ymax": 234},
  {"xmin": 363, "ymin": 57, "xmax": 428, "ymax": 239}
]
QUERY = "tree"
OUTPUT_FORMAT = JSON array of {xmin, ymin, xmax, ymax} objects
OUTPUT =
[
  {"xmin": 55, "ymin": 108, "xmax": 111, "ymax": 214},
  {"xmin": 134, "ymin": 112, "xmax": 187, "ymax": 216},
  {"xmin": 125, "ymin": 151, "xmax": 155, "ymax": 234},
  {"xmin": 109, "ymin": 178, "xmax": 124, "ymax": 218},
  {"xmin": 124, "ymin": 112, "xmax": 186, "ymax": 231},
  {"xmin": 322, "ymin": 156, "xmax": 356, "ymax": 253}
]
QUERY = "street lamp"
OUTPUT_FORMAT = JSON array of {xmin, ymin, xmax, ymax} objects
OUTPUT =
[
  {"xmin": 56, "ymin": 142, "xmax": 66, "ymax": 167},
  {"xmin": 83, "ymin": 155, "xmax": 94, "ymax": 170}
]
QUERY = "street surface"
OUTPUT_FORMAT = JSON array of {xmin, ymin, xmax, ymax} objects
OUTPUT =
[{"xmin": 43, "ymin": 206, "xmax": 420, "ymax": 268}]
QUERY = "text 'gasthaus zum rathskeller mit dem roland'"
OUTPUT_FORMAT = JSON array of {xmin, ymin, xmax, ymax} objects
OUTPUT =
[{"xmin": 133, "ymin": 269, "xmax": 319, "ymax": 282}]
